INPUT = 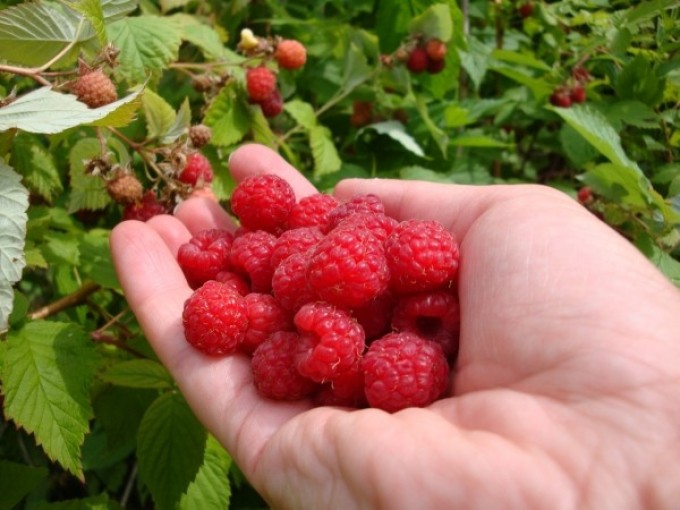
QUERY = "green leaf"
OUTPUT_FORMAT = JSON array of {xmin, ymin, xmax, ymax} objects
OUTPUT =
[
  {"xmin": 107, "ymin": 15, "xmax": 182, "ymax": 83},
  {"xmin": 67, "ymin": 138, "xmax": 110, "ymax": 213},
  {"xmin": 339, "ymin": 42, "xmax": 372, "ymax": 95},
  {"xmin": 78, "ymin": 229, "xmax": 119, "ymax": 288},
  {"xmin": 459, "ymin": 36, "xmax": 492, "ymax": 91},
  {"xmin": 0, "ymin": 87, "xmax": 143, "ymax": 134},
  {"xmin": 615, "ymin": 55, "xmax": 665, "ymax": 106},
  {"xmin": 249, "ymin": 107, "xmax": 278, "ymax": 148},
  {"xmin": 636, "ymin": 234, "xmax": 680, "ymax": 288},
  {"xmin": 450, "ymin": 134, "xmax": 512, "ymax": 148},
  {"xmin": 623, "ymin": 0, "xmax": 680, "ymax": 26},
  {"xmin": 2, "ymin": 321, "xmax": 98, "ymax": 479},
  {"xmin": 408, "ymin": 4, "xmax": 453, "ymax": 42},
  {"xmin": 32, "ymin": 494, "xmax": 122, "ymax": 510},
  {"xmin": 605, "ymin": 100, "xmax": 660, "ymax": 130},
  {"xmin": 361, "ymin": 121, "xmax": 425, "ymax": 157},
  {"xmin": 100, "ymin": 359, "xmax": 173, "ymax": 389},
  {"xmin": 560, "ymin": 124, "xmax": 599, "ymax": 168},
  {"xmin": 491, "ymin": 66, "xmax": 552, "ymax": 99},
  {"xmin": 9, "ymin": 133, "xmax": 63, "ymax": 203},
  {"xmin": 309, "ymin": 125, "xmax": 342, "ymax": 177},
  {"xmin": 284, "ymin": 100, "xmax": 318, "ymax": 130},
  {"xmin": 66, "ymin": 0, "xmax": 107, "ymax": 45},
  {"xmin": 414, "ymin": 95, "xmax": 449, "ymax": 158},
  {"xmin": 0, "ymin": 460, "xmax": 48, "ymax": 510},
  {"xmin": 137, "ymin": 392, "xmax": 207, "ymax": 510},
  {"xmin": 491, "ymin": 49, "xmax": 551, "ymax": 71},
  {"xmin": 142, "ymin": 88, "xmax": 176, "ymax": 140},
  {"xmin": 171, "ymin": 13, "xmax": 227, "ymax": 60},
  {"xmin": 161, "ymin": 97, "xmax": 191, "ymax": 145},
  {"xmin": 444, "ymin": 104, "xmax": 471, "ymax": 128},
  {"xmin": 179, "ymin": 435, "xmax": 232, "ymax": 510},
  {"xmin": 0, "ymin": 162, "xmax": 28, "ymax": 332},
  {"xmin": 400, "ymin": 165, "xmax": 454, "ymax": 183},
  {"xmin": 204, "ymin": 87, "xmax": 250, "ymax": 147}
]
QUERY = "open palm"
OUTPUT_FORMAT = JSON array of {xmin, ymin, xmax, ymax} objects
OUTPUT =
[{"xmin": 111, "ymin": 144, "xmax": 680, "ymax": 509}]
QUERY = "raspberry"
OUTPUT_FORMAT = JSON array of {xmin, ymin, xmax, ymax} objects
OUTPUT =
[
  {"xmin": 123, "ymin": 190, "xmax": 168, "ymax": 222},
  {"xmin": 215, "ymin": 271, "xmax": 250, "ymax": 295},
  {"xmin": 385, "ymin": 219, "xmax": 459, "ymax": 293},
  {"xmin": 392, "ymin": 291, "xmax": 460, "ymax": 358},
  {"xmin": 288, "ymin": 193, "xmax": 340, "ymax": 229},
  {"xmin": 71, "ymin": 69, "xmax": 117, "ymax": 108},
  {"xmin": 246, "ymin": 67, "xmax": 277, "ymax": 102},
  {"xmin": 361, "ymin": 332, "xmax": 449, "ymax": 412},
  {"xmin": 406, "ymin": 47, "xmax": 428, "ymax": 74},
  {"xmin": 189, "ymin": 124, "xmax": 212, "ymax": 148},
  {"xmin": 258, "ymin": 89, "xmax": 284, "ymax": 118},
  {"xmin": 351, "ymin": 291, "xmax": 395, "ymax": 341},
  {"xmin": 350, "ymin": 100, "xmax": 373, "ymax": 128},
  {"xmin": 518, "ymin": 2, "xmax": 534, "ymax": 18},
  {"xmin": 271, "ymin": 251, "xmax": 316, "ymax": 313},
  {"xmin": 315, "ymin": 365, "xmax": 366, "ymax": 408},
  {"xmin": 230, "ymin": 174, "xmax": 296, "ymax": 234},
  {"xmin": 571, "ymin": 65, "xmax": 591, "ymax": 83},
  {"xmin": 229, "ymin": 230, "xmax": 276, "ymax": 293},
  {"xmin": 326, "ymin": 194, "xmax": 385, "ymax": 232},
  {"xmin": 179, "ymin": 152, "xmax": 214, "ymax": 186},
  {"xmin": 177, "ymin": 229, "xmax": 233, "ymax": 289},
  {"xmin": 307, "ymin": 227, "xmax": 390, "ymax": 308},
  {"xmin": 294, "ymin": 302, "xmax": 365, "ymax": 382},
  {"xmin": 241, "ymin": 293, "xmax": 293, "ymax": 353},
  {"xmin": 425, "ymin": 39, "xmax": 447, "ymax": 62},
  {"xmin": 549, "ymin": 88, "xmax": 572, "ymax": 108},
  {"xmin": 270, "ymin": 227, "xmax": 324, "ymax": 268},
  {"xmin": 427, "ymin": 58, "xmax": 445, "ymax": 74},
  {"xmin": 577, "ymin": 186, "xmax": 593, "ymax": 205},
  {"xmin": 570, "ymin": 84, "xmax": 587, "ymax": 104},
  {"xmin": 334, "ymin": 212, "xmax": 398, "ymax": 243},
  {"xmin": 182, "ymin": 281, "xmax": 249, "ymax": 356},
  {"xmin": 275, "ymin": 39, "xmax": 307, "ymax": 70},
  {"xmin": 251, "ymin": 331, "xmax": 317, "ymax": 400},
  {"xmin": 107, "ymin": 172, "xmax": 143, "ymax": 205}
]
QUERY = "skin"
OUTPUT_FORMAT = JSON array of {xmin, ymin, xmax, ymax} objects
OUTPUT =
[{"xmin": 110, "ymin": 144, "xmax": 680, "ymax": 510}]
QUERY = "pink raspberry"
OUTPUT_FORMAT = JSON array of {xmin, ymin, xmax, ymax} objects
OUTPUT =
[
  {"xmin": 351, "ymin": 291, "xmax": 395, "ymax": 341},
  {"xmin": 215, "ymin": 270, "xmax": 250, "ymax": 296},
  {"xmin": 334, "ymin": 212, "xmax": 398, "ymax": 242},
  {"xmin": 230, "ymin": 174, "xmax": 296, "ymax": 234},
  {"xmin": 229, "ymin": 230, "xmax": 276, "ymax": 293},
  {"xmin": 294, "ymin": 302, "xmax": 365, "ymax": 382},
  {"xmin": 271, "ymin": 251, "xmax": 316, "ymax": 313},
  {"xmin": 361, "ymin": 332, "xmax": 449, "ymax": 412},
  {"xmin": 179, "ymin": 152, "xmax": 214, "ymax": 186},
  {"xmin": 251, "ymin": 331, "xmax": 318, "ymax": 400},
  {"xmin": 315, "ymin": 365, "xmax": 366, "ymax": 408},
  {"xmin": 177, "ymin": 229, "xmax": 233, "ymax": 289},
  {"xmin": 275, "ymin": 39, "xmax": 307, "ymax": 70},
  {"xmin": 392, "ymin": 291, "xmax": 460, "ymax": 358},
  {"xmin": 288, "ymin": 193, "xmax": 340, "ymax": 229},
  {"xmin": 241, "ymin": 293, "xmax": 293, "ymax": 353},
  {"xmin": 307, "ymin": 227, "xmax": 390, "ymax": 308},
  {"xmin": 326, "ymin": 194, "xmax": 385, "ymax": 232},
  {"xmin": 385, "ymin": 219, "xmax": 459, "ymax": 293},
  {"xmin": 182, "ymin": 281, "xmax": 248, "ymax": 356},
  {"xmin": 246, "ymin": 67, "xmax": 277, "ymax": 102},
  {"xmin": 270, "ymin": 227, "xmax": 324, "ymax": 268}
]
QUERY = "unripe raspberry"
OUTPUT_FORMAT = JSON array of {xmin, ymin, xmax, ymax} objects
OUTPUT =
[
  {"xmin": 425, "ymin": 39, "xmax": 447, "ymax": 62},
  {"xmin": 275, "ymin": 39, "xmax": 307, "ymax": 70},
  {"xmin": 246, "ymin": 67, "xmax": 277, "ymax": 102},
  {"xmin": 72, "ymin": 69, "xmax": 117, "ymax": 108},
  {"xmin": 406, "ymin": 47, "xmax": 428, "ymax": 74},
  {"xmin": 107, "ymin": 172, "xmax": 143, "ymax": 205},
  {"xmin": 189, "ymin": 124, "xmax": 212, "ymax": 148}
]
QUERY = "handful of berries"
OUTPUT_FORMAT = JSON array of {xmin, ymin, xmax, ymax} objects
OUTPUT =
[{"xmin": 178, "ymin": 174, "xmax": 460, "ymax": 412}]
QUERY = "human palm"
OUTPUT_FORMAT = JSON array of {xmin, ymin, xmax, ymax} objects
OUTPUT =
[{"xmin": 111, "ymin": 144, "xmax": 680, "ymax": 509}]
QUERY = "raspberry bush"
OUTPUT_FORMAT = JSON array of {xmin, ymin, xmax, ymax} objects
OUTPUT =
[{"xmin": 0, "ymin": 0, "xmax": 679, "ymax": 508}]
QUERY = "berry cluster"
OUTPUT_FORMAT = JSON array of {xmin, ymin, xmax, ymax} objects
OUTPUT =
[
  {"xmin": 179, "ymin": 174, "xmax": 461, "ymax": 412},
  {"xmin": 549, "ymin": 65, "xmax": 590, "ymax": 108},
  {"xmin": 406, "ymin": 38, "xmax": 448, "ymax": 75}
]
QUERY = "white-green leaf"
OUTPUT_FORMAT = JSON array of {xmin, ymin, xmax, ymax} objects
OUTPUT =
[
  {"xmin": 142, "ymin": 89, "xmax": 176, "ymax": 140},
  {"xmin": 361, "ymin": 121, "xmax": 425, "ymax": 157},
  {"xmin": 179, "ymin": 435, "xmax": 231, "ymax": 510},
  {"xmin": 100, "ymin": 359, "xmax": 173, "ymax": 389},
  {"xmin": 2, "ymin": 321, "xmax": 98, "ymax": 480},
  {"xmin": 0, "ymin": 460, "xmax": 48, "ymax": 510},
  {"xmin": 309, "ymin": 125, "xmax": 342, "ymax": 177},
  {"xmin": 204, "ymin": 87, "xmax": 251, "ymax": 147},
  {"xmin": 137, "ymin": 393, "xmax": 207, "ymax": 510},
  {"xmin": 284, "ymin": 100, "xmax": 317, "ymax": 130}
]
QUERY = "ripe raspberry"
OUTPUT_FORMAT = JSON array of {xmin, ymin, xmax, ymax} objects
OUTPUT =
[
  {"xmin": 315, "ymin": 365, "xmax": 366, "ymax": 408},
  {"xmin": 189, "ymin": 124, "xmax": 212, "ymax": 148},
  {"xmin": 577, "ymin": 186, "xmax": 593, "ymax": 205},
  {"xmin": 246, "ymin": 67, "xmax": 277, "ymax": 102},
  {"xmin": 72, "ymin": 69, "xmax": 117, "ymax": 108},
  {"xmin": 215, "ymin": 270, "xmax": 250, "ymax": 295},
  {"xmin": 107, "ymin": 172, "xmax": 143, "ymax": 205},
  {"xmin": 361, "ymin": 332, "xmax": 449, "ymax": 412},
  {"xmin": 275, "ymin": 39, "xmax": 307, "ymax": 70},
  {"xmin": 258, "ymin": 89, "xmax": 284, "ymax": 118},
  {"xmin": 385, "ymin": 219, "xmax": 459, "ymax": 293},
  {"xmin": 241, "ymin": 293, "xmax": 293, "ymax": 353},
  {"xmin": 270, "ymin": 227, "xmax": 324, "ymax": 268},
  {"xmin": 570, "ymin": 84, "xmax": 587, "ymax": 104},
  {"xmin": 271, "ymin": 251, "xmax": 316, "ymax": 313},
  {"xmin": 406, "ymin": 47, "xmax": 428, "ymax": 74},
  {"xmin": 518, "ymin": 2, "xmax": 534, "ymax": 18},
  {"xmin": 182, "ymin": 281, "xmax": 249, "ymax": 356},
  {"xmin": 177, "ymin": 229, "xmax": 234, "ymax": 289},
  {"xmin": 179, "ymin": 152, "xmax": 214, "ymax": 186},
  {"xmin": 326, "ymin": 194, "xmax": 385, "ymax": 232},
  {"xmin": 229, "ymin": 230, "xmax": 276, "ymax": 293},
  {"xmin": 549, "ymin": 88, "xmax": 572, "ymax": 108},
  {"xmin": 294, "ymin": 302, "xmax": 365, "ymax": 382},
  {"xmin": 392, "ymin": 291, "xmax": 460, "ymax": 358},
  {"xmin": 288, "ymin": 193, "xmax": 340, "ymax": 229},
  {"xmin": 334, "ymin": 212, "xmax": 398, "ymax": 243},
  {"xmin": 307, "ymin": 228, "xmax": 390, "ymax": 308},
  {"xmin": 351, "ymin": 291, "xmax": 395, "ymax": 341},
  {"xmin": 350, "ymin": 100, "xmax": 373, "ymax": 128},
  {"xmin": 425, "ymin": 39, "xmax": 447, "ymax": 62},
  {"xmin": 251, "ymin": 331, "xmax": 318, "ymax": 400},
  {"xmin": 123, "ymin": 190, "xmax": 168, "ymax": 222},
  {"xmin": 427, "ymin": 58, "xmax": 446, "ymax": 74},
  {"xmin": 230, "ymin": 174, "xmax": 296, "ymax": 234}
]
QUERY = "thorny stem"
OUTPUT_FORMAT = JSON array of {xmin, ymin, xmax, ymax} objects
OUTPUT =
[{"xmin": 28, "ymin": 281, "xmax": 101, "ymax": 321}]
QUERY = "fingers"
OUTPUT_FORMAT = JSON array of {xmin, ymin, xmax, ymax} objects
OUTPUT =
[{"xmin": 174, "ymin": 197, "xmax": 237, "ymax": 235}]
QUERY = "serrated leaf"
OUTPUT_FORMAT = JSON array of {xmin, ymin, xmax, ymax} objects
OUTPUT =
[
  {"xmin": 161, "ymin": 97, "xmax": 191, "ymax": 145},
  {"xmin": 137, "ymin": 392, "xmax": 207, "ymax": 510},
  {"xmin": 2, "ymin": 321, "xmax": 98, "ymax": 479},
  {"xmin": 309, "ymin": 125, "xmax": 342, "ymax": 177},
  {"xmin": 107, "ymin": 15, "xmax": 182, "ymax": 83},
  {"xmin": 94, "ymin": 386, "xmax": 157, "ymax": 453},
  {"xmin": 284, "ymin": 100, "xmax": 317, "ymax": 130},
  {"xmin": 100, "ymin": 0, "xmax": 138, "ymax": 21},
  {"xmin": 171, "ymin": 13, "xmax": 227, "ymax": 60},
  {"xmin": 249, "ymin": 107, "xmax": 277, "ymax": 147},
  {"xmin": 340, "ymin": 43, "xmax": 372, "ymax": 95},
  {"xmin": 362, "ymin": 121, "xmax": 425, "ymax": 157},
  {"xmin": 100, "ymin": 359, "xmax": 173, "ymax": 389},
  {"xmin": 605, "ymin": 100, "xmax": 660, "ymax": 130},
  {"xmin": 10, "ymin": 133, "xmax": 63, "ymax": 203},
  {"xmin": 615, "ymin": 55, "xmax": 665, "ymax": 106},
  {"xmin": 66, "ymin": 0, "xmax": 107, "ymax": 45},
  {"xmin": 204, "ymin": 87, "xmax": 250, "ymax": 147},
  {"xmin": 0, "ymin": 87, "xmax": 143, "ymax": 134},
  {"xmin": 78, "ymin": 229, "xmax": 119, "ymax": 288},
  {"xmin": 408, "ymin": 4, "xmax": 453, "ymax": 42},
  {"xmin": 67, "ymin": 138, "xmax": 110, "ymax": 213},
  {"xmin": 636, "ymin": 234, "xmax": 680, "ymax": 288},
  {"xmin": 179, "ymin": 435, "xmax": 231, "ymax": 510},
  {"xmin": 142, "ymin": 89, "xmax": 176, "ymax": 140},
  {"xmin": 459, "ymin": 36, "xmax": 492, "ymax": 91},
  {"xmin": 0, "ymin": 460, "xmax": 48, "ymax": 510},
  {"xmin": 560, "ymin": 124, "xmax": 599, "ymax": 168}
]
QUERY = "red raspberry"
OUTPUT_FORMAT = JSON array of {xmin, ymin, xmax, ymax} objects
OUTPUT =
[
  {"xmin": 275, "ymin": 39, "xmax": 307, "ymax": 70},
  {"xmin": 350, "ymin": 100, "xmax": 373, "ymax": 128},
  {"xmin": 71, "ymin": 69, "xmax": 117, "ymax": 108},
  {"xmin": 177, "ymin": 229, "xmax": 234, "ymax": 289},
  {"xmin": 518, "ymin": 2, "xmax": 534, "ymax": 18},
  {"xmin": 107, "ymin": 172, "xmax": 143, "ymax": 205},
  {"xmin": 246, "ymin": 67, "xmax": 277, "ymax": 102},
  {"xmin": 288, "ymin": 193, "xmax": 340, "ymax": 229},
  {"xmin": 294, "ymin": 302, "xmax": 365, "ymax": 382},
  {"xmin": 577, "ymin": 186, "xmax": 593, "ymax": 205},
  {"xmin": 361, "ymin": 332, "xmax": 449, "ymax": 412},
  {"xmin": 230, "ymin": 174, "xmax": 296, "ymax": 234},
  {"xmin": 271, "ymin": 251, "xmax": 316, "ymax": 313},
  {"xmin": 385, "ymin": 219, "xmax": 459, "ymax": 293},
  {"xmin": 425, "ymin": 39, "xmax": 447, "ymax": 62},
  {"xmin": 215, "ymin": 270, "xmax": 250, "ymax": 295},
  {"xmin": 549, "ymin": 88, "xmax": 572, "ymax": 108},
  {"xmin": 571, "ymin": 65, "xmax": 591, "ymax": 83},
  {"xmin": 307, "ymin": 228, "xmax": 390, "ymax": 308},
  {"xmin": 334, "ymin": 212, "xmax": 398, "ymax": 242},
  {"xmin": 351, "ymin": 291, "xmax": 395, "ymax": 341},
  {"xmin": 182, "ymin": 281, "xmax": 248, "ymax": 356},
  {"xmin": 251, "ymin": 331, "xmax": 318, "ymax": 400},
  {"xmin": 179, "ymin": 152, "xmax": 214, "ymax": 186},
  {"xmin": 570, "ymin": 84, "xmax": 587, "ymax": 104},
  {"xmin": 123, "ymin": 190, "xmax": 168, "ymax": 222},
  {"xmin": 406, "ymin": 47, "xmax": 428, "ymax": 74},
  {"xmin": 241, "ymin": 293, "xmax": 293, "ymax": 353},
  {"xmin": 392, "ymin": 291, "xmax": 460, "ymax": 358},
  {"xmin": 326, "ymin": 194, "xmax": 385, "ymax": 232},
  {"xmin": 427, "ymin": 58, "xmax": 446, "ymax": 74},
  {"xmin": 258, "ymin": 89, "xmax": 284, "ymax": 118},
  {"xmin": 229, "ymin": 230, "xmax": 276, "ymax": 293},
  {"xmin": 315, "ymin": 365, "xmax": 366, "ymax": 408},
  {"xmin": 270, "ymin": 227, "xmax": 324, "ymax": 268}
]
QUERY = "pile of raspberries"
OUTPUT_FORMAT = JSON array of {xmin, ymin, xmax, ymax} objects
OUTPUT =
[{"xmin": 178, "ymin": 174, "xmax": 460, "ymax": 412}]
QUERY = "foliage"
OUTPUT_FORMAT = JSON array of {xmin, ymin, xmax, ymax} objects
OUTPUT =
[{"xmin": 1, "ymin": 0, "xmax": 679, "ymax": 508}]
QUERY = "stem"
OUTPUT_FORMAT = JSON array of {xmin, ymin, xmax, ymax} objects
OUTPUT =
[
  {"xmin": 120, "ymin": 462, "xmax": 138, "ymax": 508},
  {"xmin": 90, "ymin": 331, "xmax": 147, "ymax": 358},
  {"xmin": 28, "ymin": 281, "xmax": 101, "ymax": 320}
]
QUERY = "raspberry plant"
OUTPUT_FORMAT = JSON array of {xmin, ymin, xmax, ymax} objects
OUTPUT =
[{"xmin": 0, "ymin": 0, "xmax": 679, "ymax": 508}]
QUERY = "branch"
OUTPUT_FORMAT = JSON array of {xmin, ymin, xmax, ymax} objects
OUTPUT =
[{"xmin": 28, "ymin": 281, "xmax": 101, "ymax": 320}]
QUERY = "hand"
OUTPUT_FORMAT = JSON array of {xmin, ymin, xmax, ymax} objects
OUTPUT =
[{"xmin": 110, "ymin": 144, "xmax": 680, "ymax": 509}]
